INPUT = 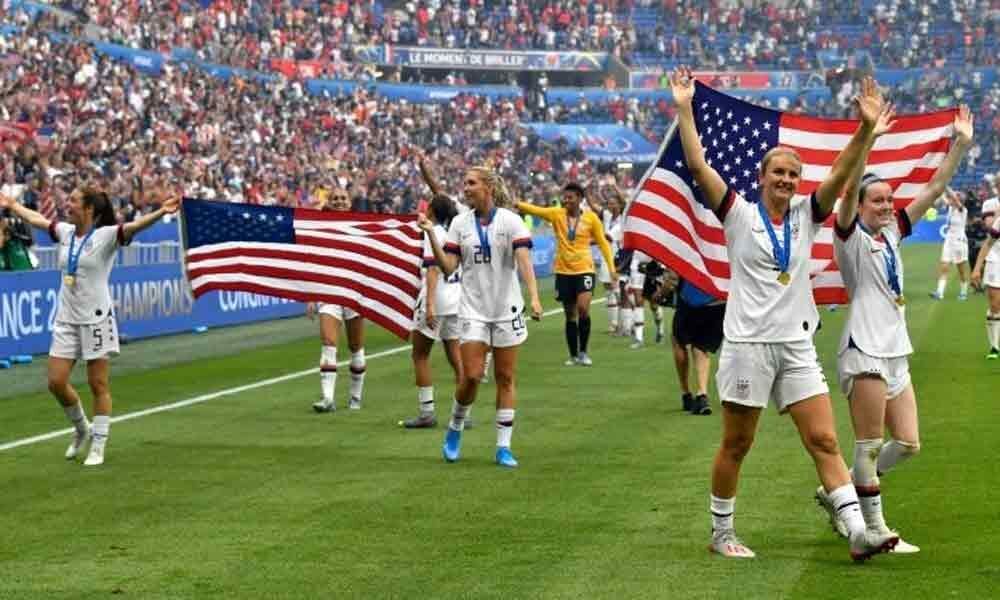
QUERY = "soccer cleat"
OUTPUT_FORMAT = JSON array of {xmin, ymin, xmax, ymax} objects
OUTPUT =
[
  {"xmin": 65, "ymin": 426, "xmax": 92, "ymax": 460},
  {"xmin": 83, "ymin": 443, "xmax": 105, "ymax": 467},
  {"xmin": 849, "ymin": 528, "xmax": 899, "ymax": 562},
  {"xmin": 480, "ymin": 373, "xmax": 490, "ymax": 384},
  {"xmin": 348, "ymin": 396, "xmax": 362, "ymax": 410},
  {"xmin": 814, "ymin": 486, "xmax": 850, "ymax": 538},
  {"xmin": 691, "ymin": 394, "xmax": 712, "ymax": 415},
  {"xmin": 629, "ymin": 340, "xmax": 644, "ymax": 350},
  {"xmin": 442, "ymin": 428, "xmax": 462, "ymax": 462},
  {"xmin": 888, "ymin": 536, "xmax": 920, "ymax": 554},
  {"xmin": 987, "ymin": 348, "xmax": 999, "ymax": 360},
  {"xmin": 709, "ymin": 530, "xmax": 755, "ymax": 558},
  {"xmin": 958, "ymin": 293, "xmax": 968, "ymax": 301},
  {"xmin": 564, "ymin": 356, "xmax": 578, "ymax": 366},
  {"xmin": 495, "ymin": 447, "xmax": 519, "ymax": 468},
  {"xmin": 312, "ymin": 400, "xmax": 335, "ymax": 413},
  {"xmin": 681, "ymin": 392, "xmax": 694, "ymax": 412},
  {"xmin": 575, "ymin": 352, "xmax": 593, "ymax": 367},
  {"xmin": 402, "ymin": 414, "xmax": 437, "ymax": 428},
  {"xmin": 928, "ymin": 291, "xmax": 943, "ymax": 300},
  {"xmin": 655, "ymin": 329, "xmax": 664, "ymax": 344}
]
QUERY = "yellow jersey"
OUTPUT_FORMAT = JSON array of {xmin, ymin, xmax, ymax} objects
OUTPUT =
[{"xmin": 517, "ymin": 202, "xmax": 615, "ymax": 276}]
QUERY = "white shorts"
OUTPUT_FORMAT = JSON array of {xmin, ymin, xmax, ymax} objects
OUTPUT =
[
  {"xmin": 716, "ymin": 338, "xmax": 829, "ymax": 413},
  {"xmin": 940, "ymin": 239, "xmax": 968, "ymax": 264},
  {"xmin": 628, "ymin": 271, "xmax": 645, "ymax": 291},
  {"xmin": 598, "ymin": 260, "xmax": 613, "ymax": 285},
  {"xmin": 414, "ymin": 307, "xmax": 461, "ymax": 342},
  {"xmin": 318, "ymin": 302, "xmax": 359, "ymax": 321},
  {"xmin": 460, "ymin": 316, "xmax": 528, "ymax": 348},
  {"xmin": 985, "ymin": 261, "xmax": 1000, "ymax": 289},
  {"xmin": 838, "ymin": 348, "xmax": 911, "ymax": 399},
  {"xmin": 49, "ymin": 315, "xmax": 120, "ymax": 361}
]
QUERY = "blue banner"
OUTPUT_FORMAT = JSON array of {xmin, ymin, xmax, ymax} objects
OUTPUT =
[
  {"xmin": 0, "ymin": 264, "xmax": 303, "ymax": 356},
  {"xmin": 526, "ymin": 123, "xmax": 658, "ymax": 164},
  {"xmin": 374, "ymin": 83, "xmax": 522, "ymax": 103},
  {"xmin": 354, "ymin": 45, "xmax": 607, "ymax": 72},
  {"xmin": 92, "ymin": 42, "xmax": 165, "ymax": 76}
]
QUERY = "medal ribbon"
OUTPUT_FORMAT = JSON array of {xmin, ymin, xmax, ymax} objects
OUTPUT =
[
  {"xmin": 757, "ymin": 201, "xmax": 790, "ymax": 276},
  {"xmin": 67, "ymin": 226, "xmax": 96, "ymax": 280},
  {"xmin": 474, "ymin": 207, "xmax": 497, "ymax": 260}
]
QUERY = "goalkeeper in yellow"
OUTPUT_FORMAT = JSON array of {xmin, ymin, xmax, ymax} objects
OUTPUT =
[{"xmin": 518, "ymin": 182, "xmax": 617, "ymax": 366}]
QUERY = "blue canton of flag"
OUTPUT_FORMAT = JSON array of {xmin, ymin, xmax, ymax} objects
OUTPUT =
[{"xmin": 183, "ymin": 199, "xmax": 295, "ymax": 247}]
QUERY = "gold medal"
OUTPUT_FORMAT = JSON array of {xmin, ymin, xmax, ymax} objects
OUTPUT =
[
  {"xmin": 777, "ymin": 271, "xmax": 791, "ymax": 285},
  {"xmin": 895, "ymin": 295, "xmax": 906, "ymax": 306},
  {"xmin": 63, "ymin": 275, "xmax": 76, "ymax": 288}
]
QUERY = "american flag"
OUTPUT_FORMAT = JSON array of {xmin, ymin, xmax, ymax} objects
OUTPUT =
[
  {"xmin": 180, "ymin": 199, "xmax": 423, "ymax": 339},
  {"xmin": 624, "ymin": 82, "xmax": 956, "ymax": 304}
]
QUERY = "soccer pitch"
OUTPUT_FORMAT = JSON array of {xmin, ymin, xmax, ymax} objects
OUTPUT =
[{"xmin": 1, "ymin": 244, "xmax": 997, "ymax": 599}]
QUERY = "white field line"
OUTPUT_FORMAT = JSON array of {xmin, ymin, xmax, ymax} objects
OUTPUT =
[{"xmin": 0, "ymin": 299, "xmax": 605, "ymax": 452}]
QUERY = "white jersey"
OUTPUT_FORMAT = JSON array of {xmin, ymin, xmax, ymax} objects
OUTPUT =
[
  {"xmin": 420, "ymin": 224, "xmax": 461, "ymax": 316},
  {"xmin": 50, "ymin": 222, "xmax": 123, "ymax": 325},
  {"xmin": 834, "ymin": 212, "xmax": 914, "ymax": 358},
  {"xmin": 982, "ymin": 196, "xmax": 998, "ymax": 229},
  {"xmin": 989, "ymin": 220, "xmax": 1000, "ymax": 264},
  {"xmin": 942, "ymin": 204, "xmax": 967, "ymax": 242},
  {"xmin": 602, "ymin": 209, "xmax": 623, "ymax": 254},
  {"xmin": 718, "ymin": 190, "xmax": 824, "ymax": 343},
  {"xmin": 444, "ymin": 207, "xmax": 533, "ymax": 323}
]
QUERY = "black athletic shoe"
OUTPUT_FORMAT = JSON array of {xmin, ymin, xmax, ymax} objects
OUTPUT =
[
  {"xmin": 682, "ymin": 392, "xmax": 694, "ymax": 412},
  {"xmin": 692, "ymin": 394, "xmax": 712, "ymax": 415},
  {"xmin": 401, "ymin": 414, "xmax": 437, "ymax": 429}
]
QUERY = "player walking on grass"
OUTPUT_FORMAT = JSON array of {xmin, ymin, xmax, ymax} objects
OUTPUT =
[
  {"xmin": 419, "ymin": 166, "xmax": 543, "ymax": 468},
  {"xmin": 309, "ymin": 190, "xmax": 367, "ymax": 414},
  {"xmin": 1, "ymin": 187, "xmax": 178, "ymax": 466},
  {"xmin": 517, "ymin": 183, "xmax": 616, "ymax": 366},
  {"xmin": 402, "ymin": 195, "xmax": 464, "ymax": 428},
  {"xmin": 930, "ymin": 189, "xmax": 971, "ymax": 300},
  {"xmin": 972, "ymin": 210, "xmax": 1000, "ymax": 359},
  {"xmin": 593, "ymin": 186, "xmax": 626, "ymax": 334},
  {"xmin": 670, "ymin": 68, "xmax": 898, "ymax": 560},
  {"xmin": 816, "ymin": 102, "xmax": 973, "ymax": 554}
]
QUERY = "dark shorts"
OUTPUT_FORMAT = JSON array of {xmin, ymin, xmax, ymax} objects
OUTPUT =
[
  {"xmin": 672, "ymin": 301, "xmax": 725, "ymax": 353},
  {"xmin": 555, "ymin": 272, "xmax": 596, "ymax": 303}
]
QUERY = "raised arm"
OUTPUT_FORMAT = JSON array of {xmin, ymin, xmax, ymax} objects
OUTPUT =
[
  {"xmin": 416, "ymin": 213, "xmax": 459, "ymax": 277},
  {"xmin": 416, "ymin": 150, "xmax": 444, "ymax": 197},
  {"xmin": 906, "ymin": 105, "xmax": 974, "ymax": 224},
  {"xmin": 670, "ymin": 67, "xmax": 727, "ymax": 210},
  {"xmin": 515, "ymin": 246, "xmax": 543, "ymax": 320},
  {"xmin": 515, "ymin": 200, "xmax": 560, "ymax": 222},
  {"xmin": 121, "ymin": 195, "xmax": 179, "ymax": 244},
  {"xmin": 837, "ymin": 104, "xmax": 896, "ymax": 230},
  {"xmin": 816, "ymin": 77, "xmax": 881, "ymax": 214},
  {"xmin": 0, "ymin": 193, "xmax": 51, "ymax": 230}
]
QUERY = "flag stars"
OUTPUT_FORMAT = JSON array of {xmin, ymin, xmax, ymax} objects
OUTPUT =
[
  {"xmin": 728, "ymin": 144, "xmax": 735, "ymax": 152},
  {"xmin": 723, "ymin": 164, "xmax": 731, "ymax": 172},
  {"xmin": 732, "ymin": 123, "xmax": 739, "ymax": 132},
  {"xmin": 760, "ymin": 141, "xmax": 768, "ymax": 150},
  {"xmin": 717, "ymin": 119, "xmax": 724, "ymax": 127},
  {"xmin": 743, "ymin": 116, "xmax": 752, "ymax": 125},
  {"xmin": 752, "ymin": 129, "xmax": 760, "ymax": 138},
  {"xmin": 751, "ymin": 182, "xmax": 759, "ymax": 190},
  {"xmin": 715, "ymin": 107, "xmax": 721, "ymax": 115},
  {"xmin": 726, "ymin": 110, "xmax": 734, "ymax": 120},
  {"xmin": 675, "ymin": 160, "xmax": 684, "ymax": 168},
  {"xmin": 763, "ymin": 122, "xmax": 772, "ymax": 130},
  {"xmin": 734, "ymin": 157, "xmax": 742, "ymax": 166},
  {"xmin": 739, "ymin": 136, "xmax": 747, "ymax": 145},
  {"xmin": 729, "ymin": 176, "xmax": 737, "ymax": 185}
]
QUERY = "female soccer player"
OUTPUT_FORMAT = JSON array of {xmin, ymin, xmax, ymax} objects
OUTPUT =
[
  {"xmin": 517, "ymin": 182, "xmax": 616, "ymax": 366},
  {"xmin": 820, "ymin": 103, "xmax": 973, "ymax": 554},
  {"xmin": 587, "ymin": 184, "xmax": 626, "ymax": 334},
  {"xmin": 670, "ymin": 68, "xmax": 897, "ymax": 560},
  {"xmin": 419, "ymin": 166, "xmax": 543, "ymax": 468},
  {"xmin": 0, "ymin": 186, "xmax": 178, "ymax": 466},
  {"xmin": 930, "ymin": 189, "xmax": 971, "ymax": 300},
  {"xmin": 972, "ymin": 211, "xmax": 1000, "ymax": 359},
  {"xmin": 402, "ymin": 195, "xmax": 464, "ymax": 428},
  {"xmin": 308, "ymin": 189, "xmax": 367, "ymax": 413}
]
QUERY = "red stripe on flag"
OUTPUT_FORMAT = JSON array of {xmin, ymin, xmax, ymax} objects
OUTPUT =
[
  {"xmin": 780, "ymin": 109, "xmax": 956, "ymax": 134},
  {"xmin": 630, "ymin": 189, "xmax": 726, "ymax": 245},
  {"xmin": 786, "ymin": 137, "xmax": 951, "ymax": 166},
  {"xmin": 294, "ymin": 234, "xmax": 421, "ymax": 275},
  {"xmin": 623, "ymin": 230, "xmax": 728, "ymax": 298}
]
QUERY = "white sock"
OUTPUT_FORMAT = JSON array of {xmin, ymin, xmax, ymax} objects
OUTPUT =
[
  {"xmin": 936, "ymin": 277, "xmax": 947, "ymax": 296},
  {"xmin": 619, "ymin": 305, "xmax": 633, "ymax": 333},
  {"xmin": 988, "ymin": 312, "xmax": 1000, "ymax": 350},
  {"xmin": 710, "ymin": 494, "xmax": 735, "ymax": 532},
  {"xmin": 960, "ymin": 281, "xmax": 969, "ymax": 296},
  {"xmin": 877, "ymin": 439, "xmax": 920, "ymax": 475},
  {"xmin": 827, "ymin": 483, "xmax": 866, "ymax": 538},
  {"xmin": 320, "ymin": 346, "xmax": 337, "ymax": 403},
  {"xmin": 852, "ymin": 439, "xmax": 886, "ymax": 531},
  {"xmin": 91, "ymin": 415, "xmax": 110, "ymax": 449},
  {"xmin": 483, "ymin": 351, "xmax": 493, "ymax": 378},
  {"xmin": 633, "ymin": 307, "xmax": 645, "ymax": 343},
  {"xmin": 654, "ymin": 306, "xmax": 663, "ymax": 334},
  {"xmin": 418, "ymin": 385, "xmax": 434, "ymax": 416},
  {"xmin": 608, "ymin": 291, "xmax": 619, "ymax": 329},
  {"xmin": 349, "ymin": 349, "xmax": 366, "ymax": 400},
  {"xmin": 63, "ymin": 403, "xmax": 89, "ymax": 433},
  {"xmin": 449, "ymin": 398, "xmax": 470, "ymax": 431},
  {"xmin": 496, "ymin": 407, "xmax": 515, "ymax": 448}
]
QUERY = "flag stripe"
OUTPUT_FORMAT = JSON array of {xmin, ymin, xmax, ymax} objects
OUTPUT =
[{"xmin": 780, "ymin": 109, "xmax": 955, "ymax": 135}]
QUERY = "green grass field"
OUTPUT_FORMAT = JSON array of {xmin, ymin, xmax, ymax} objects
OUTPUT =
[{"xmin": 2, "ymin": 243, "xmax": 998, "ymax": 599}]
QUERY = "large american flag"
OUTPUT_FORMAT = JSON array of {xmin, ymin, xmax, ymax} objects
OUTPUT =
[
  {"xmin": 624, "ymin": 82, "xmax": 956, "ymax": 304},
  {"xmin": 180, "ymin": 199, "xmax": 423, "ymax": 339}
]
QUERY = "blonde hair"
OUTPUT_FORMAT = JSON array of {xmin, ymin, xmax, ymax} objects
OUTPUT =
[
  {"xmin": 759, "ymin": 146, "xmax": 803, "ymax": 176},
  {"xmin": 468, "ymin": 166, "xmax": 513, "ymax": 209}
]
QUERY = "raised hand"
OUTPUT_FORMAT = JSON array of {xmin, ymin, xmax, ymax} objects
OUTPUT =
[
  {"xmin": 161, "ymin": 195, "xmax": 181, "ymax": 214},
  {"xmin": 954, "ymin": 104, "xmax": 974, "ymax": 146},
  {"xmin": 872, "ymin": 103, "xmax": 897, "ymax": 138},
  {"xmin": 670, "ymin": 66, "xmax": 695, "ymax": 110},
  {"xmin": 854, "ymin": 76, "xmax": 886, "ymax": 129},
  {"xmin": 416, "ymin": 212, "xmax": 433, "ymax": 232}
]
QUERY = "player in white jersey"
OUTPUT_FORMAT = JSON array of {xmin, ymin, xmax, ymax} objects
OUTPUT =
[
  {"xmin": 402, "ymin": 195, "xmax": 464, "ymax": 428},
  {"xmin": 419, "ymin": 166, "xmax": 542, "ymax": 468},
  {"xmin": 930, "ymin": 189, "xmax": 971, "ymax": 300},
  {"xmin": 308, "ymin": 189, "xmax": 367, "ymax": 413},
  {"xmin": 588, "ymin": 185, "xmax": 626, "ymax": 334},
  {"xmin": 671, "ymin": 69, "xmax": 898, "ymax": 560},
  {"xmin": 1, "ymin": 187, "xmax": 178, "ymax": 466},
  {"xmin": 972, "ymin": 210, "xmax": 1000, "ymax": 359},
  {"xmin": 818, "ymin": 104, "xmax": 973, "ymax": 554}
]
